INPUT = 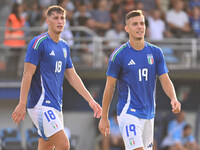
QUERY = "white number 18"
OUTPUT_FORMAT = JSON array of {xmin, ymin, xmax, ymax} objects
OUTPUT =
[
  {"xmin": 138, "ymin": 68, "xmax": 148, "ymax": 81},
  {"xmin": 55, "ymin": 61, "xmax": 62, "ymax": 73}
]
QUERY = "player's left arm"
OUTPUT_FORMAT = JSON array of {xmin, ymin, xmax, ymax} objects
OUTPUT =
[
  {"xmin": 64, "ymin": 68, "xmax": 102, "ymax": 118},
  {"xmin": 159, "ymin": 73, "xmax": 181, "ymax": 113}
]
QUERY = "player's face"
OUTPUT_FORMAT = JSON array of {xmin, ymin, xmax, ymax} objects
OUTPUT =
[
  {"xmin": 47, "ymin": 11, "xmax": 66, "ymax": 34},
  {"xmin": 125, "ymin": 16, "xmax": 146, "ymax": 40}
]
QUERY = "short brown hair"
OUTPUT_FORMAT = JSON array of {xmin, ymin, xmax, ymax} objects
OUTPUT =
[
  {"xmin": 125, "ymin": 10, "xmax": 143, "ymax": 24},
  {"xmin": 46, "ymin": 5, "xmax": 66, "ymax": 17}
]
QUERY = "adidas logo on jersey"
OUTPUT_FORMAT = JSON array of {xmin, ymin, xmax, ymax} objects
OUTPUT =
[
  {"xmin": 50, "ymin": 50, "xmax": 55, "ymax": 56},
  {"xmin": 128, "ymin": 59, "xmax": 136, "ymax": 65}
]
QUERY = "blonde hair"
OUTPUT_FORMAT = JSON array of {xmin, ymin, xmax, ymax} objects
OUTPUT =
[{"xmin": 46, "ymin": 5, "xmax": 66, "ymax": 17}]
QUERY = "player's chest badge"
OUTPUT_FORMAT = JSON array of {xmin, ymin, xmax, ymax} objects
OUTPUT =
[
  {"xmin": 147, "ymin": 54, "xmax": 154, "ymax": 65},
  {"xmin": 63, "ymin": 48, "xmax": 67, "ymax": 58}
]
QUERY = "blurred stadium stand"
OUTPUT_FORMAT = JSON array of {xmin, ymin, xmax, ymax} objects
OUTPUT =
[
  {"xmin": 0, "ymin": 8, "xmax": 200, "ymax": 150},
  {"xmin": 0, "ymin": 128, "xmax": 23, "ymax": 150},
  {"xmin": 25, "ymin": 127, "xmax": 38, "ymax": 150}
]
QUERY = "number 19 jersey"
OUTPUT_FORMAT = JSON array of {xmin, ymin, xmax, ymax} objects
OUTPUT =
[
  {"xmin": 25, "ymin": 33, "xmax": 73, "ymax": 111},
  {"xmin": 107, "ymin": 41, "xmax": 168, "ymax": 119}
]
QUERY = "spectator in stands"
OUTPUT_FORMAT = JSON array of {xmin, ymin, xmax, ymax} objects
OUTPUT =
[
  {"xmin": 4, "ymin": 1, "xmax": 26, "ymax": 48},
  {"xmin": 148, "ymin": 9, "xmax": 172, "ymax": 40},
  {"xmin": 161, "ymin": 110, "xmax": 186, "ymax": 150},
  {"xmin": 38, "ymin": 0, "xmax": 57, "ymax": 9},
  {"xmin": 101, "ymin": 110, "xmax": 124, "ymax": 150},
  {"xmin": 134, "ymin": 0, "xmax": 162, "ymax": 14},
  {"xmin": 27, "ymin": 3, "xmax": 41, "ymax": 27},
  {"xmin": 123, "ymin": 0, "xmax": 136, "ymax": 15},
  {"xmin": 4, "ymin": 1, "xmax": 26, "ymax": 76},
  {"xmin": 73, "ymin": 1, "xmax": 92, "ymax": 26},
  {"xmin": 109, "ymin": 0, "xmax": 125, "ymax": 26},
  {"xmin": 166, "ymin": 0, "xmax": 191, "ymax": 38},
  {"xmin": 167, "ymin": 124, "xmax": 200, "ymax": 150},
  {"xmin": 104, "ymin": 21, "xmax": 127, "ymax": 50},
  {"xmin": 158, "ymin": 0, "xmax": 171, "ymax": 16},
  {"xmin": 0, "ymin": 0, "xmax": 13, "ymax": 26},
  {"xmin": 91, "ymin": 0, "xmax": 111, "ymax": 36},
  {"xmin": 40, "ymin": 7, "xmax": 48, "ymax": 29},
  {"xmin": 181, "ymin": 124, "xmax": 200, "ymax": 150},
  {"xmin": 188, "ymin": 0, "xmax": 200, "ymax": 10},
  {"xmin": 189, "ymin": 6, "xmax": 200, "ymax": 38},
  {"xmin": 74, "ymin": 17, "xmax": 108, "ymax": 67}
]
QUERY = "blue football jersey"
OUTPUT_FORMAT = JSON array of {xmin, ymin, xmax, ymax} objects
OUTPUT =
[
  {"xmin": 25, "ymin": 33, "xmax": 73, "ymax": 111},
  {"xmin": 107, "ymin": 41, "xmax": 168, "ymax": 119}
]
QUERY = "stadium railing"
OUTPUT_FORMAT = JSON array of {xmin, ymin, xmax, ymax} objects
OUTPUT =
[{"xmin": 0, "ymin": 26, "xmax": 199, "ymax": 80}]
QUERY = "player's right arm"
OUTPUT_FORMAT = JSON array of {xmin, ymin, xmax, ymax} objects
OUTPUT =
[
  {"xmin": 12, "ymin": 63, "xmax": 36, "ymax": 125},
  {"xmin": 98, "ymin": 76, "xmax": 117, "ymax": 136}
]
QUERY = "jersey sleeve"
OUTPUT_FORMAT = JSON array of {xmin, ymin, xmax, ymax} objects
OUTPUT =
[
  {"xmin": 66, "ymin": 46, "xmax": 73, "ymax": 69},
  {"xmin": 24, "ymin": 37, "xmax": 43, "ymax": 66},
  {"xmin": 106, "ymin": 52, "xmax": 121, "ymax": 79},
  {"xmin": 156, "ymin": 48, "xmax": 168, "ymax": 76}
]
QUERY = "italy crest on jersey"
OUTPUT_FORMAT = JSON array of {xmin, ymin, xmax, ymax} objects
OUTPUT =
[
  {"xmin": 147, "ymin": 54, "xmax": 154, "ymax": 65},
  {"xmin": 63, "ymin": 48, "xmax": 67, "ymax": 58}
]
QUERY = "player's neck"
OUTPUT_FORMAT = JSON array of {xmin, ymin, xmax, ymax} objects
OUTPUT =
[
  {"xmin": 129, "ymin": 38, "xmax": 145, "ymax": 50},
  {"xmin": 47, "ymin": 31, "xmax": 60, "ymax": 43}
]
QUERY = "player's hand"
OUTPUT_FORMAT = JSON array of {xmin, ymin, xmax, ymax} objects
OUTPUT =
[
  {"xmin": 89, "ymin": 100, "xmax": 102, "ymax": 118},
  {"xmin": 98, "ymin": 117, "xmax": 110, "ymax": 137},
  {"xmin": 171, "ymin": 99, "xmax": 181, "ymax": 114},
  {"xmin": 12, "ymin": 103, "xmax": 26, "ymax": 125}
]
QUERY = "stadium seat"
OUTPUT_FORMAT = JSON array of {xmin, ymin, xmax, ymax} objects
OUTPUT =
[
  {"xmin": 70, "ymin": 135, "xmax": 79, "ymax": 150},
  {"xmin": 0, "ymin": 128, "xmax": 23, "ymax": 150},
  {"xmin": 161, "ymin": 47, "xmax": 179, "ymax": 64},
  {"xmin": 25, "ymin": 127, "xmax": 38, "ymax": 150}
]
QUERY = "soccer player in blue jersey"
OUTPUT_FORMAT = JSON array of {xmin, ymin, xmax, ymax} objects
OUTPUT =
[
  {"xmin": 12, "ymin": 5, "xmax": 101, "ymax": 150},
  {"xmin": 98, "ymin": 10, "xmax": 181, "ymax": 150}
]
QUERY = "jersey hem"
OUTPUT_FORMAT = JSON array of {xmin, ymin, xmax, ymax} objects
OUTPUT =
[
  {"xmin": 127, "ymin": 112, "xmax": 155, "ymax": 119},
  {"xmin": 27, "ymin": 105, "xmax": 62, "ymax": 112}
]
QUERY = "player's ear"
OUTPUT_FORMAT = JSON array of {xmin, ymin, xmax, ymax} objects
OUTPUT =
[
  {"xmin": 124, "ymin": 25, "xmax": 129, "ymax": 33},
  {"xmin": 46, "ymin": 16, "xmax": 50, "ymax": 25}
]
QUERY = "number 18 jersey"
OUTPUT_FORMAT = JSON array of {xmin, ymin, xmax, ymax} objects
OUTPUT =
[
  {"xmin": 25, "ymin": 33, "xmax": 73, "ymax": 111},
  {"xmin": 107, "ymin": 41, "xmax": 168, "ymax": 119}
]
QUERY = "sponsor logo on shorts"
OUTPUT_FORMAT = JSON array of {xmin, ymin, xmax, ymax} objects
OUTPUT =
[
  {"xmin": 51, "ymin": 121, "xmax": 58, "ymax": 129},
  {"xmin": 130, "ymin": 108, "xmax": 136, "ymax": 112},
  {"xmin": 129, "ymin": 137, "xmax": 135, "ymax": 146},
  {"xmin": 45, "ymin": 100, "xmax": 51, "ymax": 104},
  {"xmin": 147, "ymin": 142, "xmax": 153, "ymax": 148}
]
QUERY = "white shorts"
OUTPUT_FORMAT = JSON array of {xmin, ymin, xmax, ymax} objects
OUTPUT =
[
  {"xmin": 28, "ymin": 106, "xmax": 64, "ymax": 140},
  {"xmin": 117, "ymin": 113, "xmax": 154, "ymax": 150}
]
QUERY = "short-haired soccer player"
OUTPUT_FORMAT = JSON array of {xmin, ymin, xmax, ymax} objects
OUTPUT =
[
  {"xmin": 12, "ymin": 5, "xmax": 102, "ymax": 150},
  {"xmin": 99, "ymin": 10, "xmax": 181, "ymax": 150}
]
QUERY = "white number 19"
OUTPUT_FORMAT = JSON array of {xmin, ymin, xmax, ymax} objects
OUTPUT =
[{"xmin": 138, "ymin": 68, "xmax": 148, "ymax": 81}]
